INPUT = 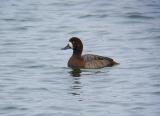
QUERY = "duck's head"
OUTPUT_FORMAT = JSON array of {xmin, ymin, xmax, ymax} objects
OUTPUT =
[{"xmin": 62, "ymin": 37, "xmax": 83, "ymax": 55}]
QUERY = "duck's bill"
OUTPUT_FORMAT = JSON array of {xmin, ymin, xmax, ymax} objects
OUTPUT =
[{"xmin": 61, "ymin": 44, "xmax": 71, "ymax": 50}]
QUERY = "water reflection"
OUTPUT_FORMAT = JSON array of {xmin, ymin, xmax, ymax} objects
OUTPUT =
[
  {"xmin": 69, "ymin": 68, "xmax": 82, "ymax": 77},
  {"xmin": 70, "ymin": 77, "xmax": 82, "ymax": 96},
  {"xmin": 68, "ymin": 69, "xmax": 82, "ymax": 97}
]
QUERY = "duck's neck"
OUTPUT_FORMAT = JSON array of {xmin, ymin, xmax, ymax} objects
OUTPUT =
[{"xmin": 73, "ymin": 49, "xmax": 82, "ymax": 57}]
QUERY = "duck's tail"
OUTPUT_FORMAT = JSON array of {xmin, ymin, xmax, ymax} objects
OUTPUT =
[{"xmin": 113, "ymin": 60, "xmax": 119, "ymax": 65}]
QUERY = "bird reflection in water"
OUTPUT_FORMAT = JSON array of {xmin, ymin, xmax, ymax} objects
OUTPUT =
[
  {"xmin": 69, "ymin": 68, "xmax": 82, "ymax": 77},
  {"xmin": 69, "ymin": 68, "xmax": 83, "ymax": 98}
]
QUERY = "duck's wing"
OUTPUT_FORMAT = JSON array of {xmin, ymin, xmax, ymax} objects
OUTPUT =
[{"xmin": 82, "ymin": 54, "xmax": 117, "ymax": 68}]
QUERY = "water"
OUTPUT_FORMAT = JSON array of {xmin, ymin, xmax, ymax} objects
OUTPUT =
[{"xmin": 0, "ymin": 0, "xmax": 160, "ymax": 116}]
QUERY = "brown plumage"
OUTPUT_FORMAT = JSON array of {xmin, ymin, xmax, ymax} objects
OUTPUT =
[{"xmin": 62, "ymin": 37, "xmax": 118, "ymax": 69}]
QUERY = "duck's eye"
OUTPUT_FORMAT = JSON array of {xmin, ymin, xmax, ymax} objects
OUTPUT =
[{"xmin": 68, "ymin": 42, "xmax": 73, "ymax": 48}]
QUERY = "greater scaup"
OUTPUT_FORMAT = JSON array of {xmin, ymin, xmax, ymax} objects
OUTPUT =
[{"xmin": 62, "ymin": 37, "xmax": 118, "ymax": 69}]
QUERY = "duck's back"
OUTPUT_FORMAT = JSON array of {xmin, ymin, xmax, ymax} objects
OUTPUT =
[{"xmin": 82, "ymin": 54, "xmax": 117, "ymax": 69}]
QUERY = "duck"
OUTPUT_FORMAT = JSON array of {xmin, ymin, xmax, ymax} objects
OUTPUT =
[{"xmin": 62, "ymin": 37, "xmax": 118, "ymax": 69}]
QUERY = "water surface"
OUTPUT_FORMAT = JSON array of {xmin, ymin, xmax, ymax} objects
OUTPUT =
[{"xmin": 0, "ymin": 0, "xmax": 160, "ymax": 116}]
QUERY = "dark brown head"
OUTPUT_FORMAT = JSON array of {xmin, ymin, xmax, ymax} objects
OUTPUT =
[{"xmin": 62, "ymin": 37, "xmax": 83, "ymax": 55}]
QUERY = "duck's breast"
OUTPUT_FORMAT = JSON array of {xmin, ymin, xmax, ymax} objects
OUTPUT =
[{"xmin": 68, "ymin": 56, "xmax": 85, "ymax": 68}]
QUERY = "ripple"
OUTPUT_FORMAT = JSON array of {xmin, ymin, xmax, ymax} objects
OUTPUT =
[
  {"xmin": 1, "ymin": 106, "xmax": 27, "ymax": 111},
  {"xmin": 1, "ymin": 18, "xmax": 16, "ymax": 22},
  {"xmin": 151, "ymin": 91, "xmax": 160, "ymax": 96},
  {"xmin": 48, "ymin": 105, "xmax": 81, "ymax": 112},
  {"xmin": 15, "ymin": 87, "xmax": 49, "ymax": 92},
  {"xmin": 25, "ymin": 64, "xmax": 47, "ymax": 69},
  {"xmin": 152, "ymin": 84, "xmax": 160, "ymax": 87},
  {"xmin": 125, "ymin": 12, "xmax": 154, "ymax": 19},
  {"xmin": 12, "ymin": 26, "xmax": 30, "ymax": 31},
  {"xmin": 79, "ymin": 14, "xmax": 108, "ymax": 19}
]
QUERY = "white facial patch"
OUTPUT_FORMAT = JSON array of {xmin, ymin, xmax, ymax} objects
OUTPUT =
[{"xmin": 68, "ymin": 42, "xmax": 73, "ymax": 49}]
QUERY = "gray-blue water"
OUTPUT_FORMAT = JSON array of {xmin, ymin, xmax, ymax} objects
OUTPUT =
[{"xmin": 0, "ymin": 0, "xmax": 160, "ymax": 116}]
